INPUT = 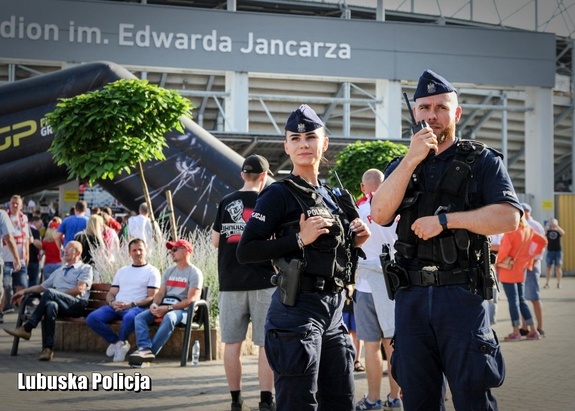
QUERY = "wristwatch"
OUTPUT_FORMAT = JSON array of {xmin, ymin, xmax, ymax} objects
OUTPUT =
[
  {"xmin": 438, "ymin": 213, "xmax": 449, "ymax": 231},
  {"xmin": 167, "ymin": 305, "xmax": 174, "ymax": 312}
]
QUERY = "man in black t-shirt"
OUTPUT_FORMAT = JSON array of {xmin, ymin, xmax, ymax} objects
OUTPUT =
[
  {"xmin": 28, "ymin": 216, "xmax": 43, "ymax": 287},
  {"xmin": 212, "ymin": 154, "xmax": 276, "ymax": 411},
  {"xmin": 544, "ymin": 218, "xmax": 565, "ymax": 289}
]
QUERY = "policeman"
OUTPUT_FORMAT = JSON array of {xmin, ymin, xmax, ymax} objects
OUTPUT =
[
  {"xmin": 237, "ymin": 104, "xmax": 370, "ymax": 411},
  {"xmin": 371, "ymin": 69, "xmax": 522, "ymax": 410}
]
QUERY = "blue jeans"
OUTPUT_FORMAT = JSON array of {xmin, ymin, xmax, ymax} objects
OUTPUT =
[
  {"xmin": 501, "ymin": 282, "xmax": 534, "ymax": 327},
  {"xmin": 86, "ymin": 305, "xmax": 145, "ymax": 344},
  {"xmin": 134, "ymin": 309, "xmax": 187, "ymax": 355},
  {"xmin": 487, "ymin": 283, "xmax": 499, "ymax": 324},
  {"xmin": 392, "ymin": 285, "xmax": 504, "ymax": 410},
  {"xmin": 27, "ymin": 288, "xmax": 87, "ymax": 349},
  {"xmin": 3, "ymin": 262, "xmax": 28, "ymax": 310},
  {"xmin": 264, "ymin": 289, "xmax": 355, "ymax": 411},
  {"xmin": 43, "ymin": 263, "xmax": 62, "ymax": 280}
]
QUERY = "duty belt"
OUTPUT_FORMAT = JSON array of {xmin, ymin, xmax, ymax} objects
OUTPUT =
[
  {"xmin": 300, "ymin": 275, "xmax": 344, "ymax": 293},
  {"xmin": 407, "ymin": 266, "xmax": 474, "ymax": 287}
]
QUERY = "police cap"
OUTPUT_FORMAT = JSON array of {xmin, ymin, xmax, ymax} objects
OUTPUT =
[
  {"xmin": 413, "ymin": 69, "xmax": 457, "ymax": 101},
  {"xmin": 285, "ymin": 104, "xmax": 324, "ymax": 133}
]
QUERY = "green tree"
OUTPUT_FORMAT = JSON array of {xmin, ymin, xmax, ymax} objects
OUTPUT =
[
  {"xmin": 46, "ymin": 78, "xmax": 193, "ymax": 223},
  {"xmin": 329, "ymin": 140, "xmax": 408, "ymax": 198}
]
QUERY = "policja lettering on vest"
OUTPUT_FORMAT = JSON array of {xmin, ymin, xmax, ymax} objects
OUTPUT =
[{"xmin": 236, "ymin": 104, "xmax": 370, "ymax": 411}]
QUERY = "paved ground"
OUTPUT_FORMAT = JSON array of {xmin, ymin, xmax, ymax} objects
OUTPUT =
[{"xmin": 0, "ymin": 276, "xmax": 573, "ymax": 410}]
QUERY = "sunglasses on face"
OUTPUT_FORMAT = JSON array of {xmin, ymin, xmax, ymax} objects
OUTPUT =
[{"xmin": 170, "ymin": 247, "xmax": 182, "ymax": 253}]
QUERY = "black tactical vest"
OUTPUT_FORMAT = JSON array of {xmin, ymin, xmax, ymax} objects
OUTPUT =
[
  {"xmin": 275, "ymin": 175, "xmax": 355, "ymax": 282},
  {"xmin": 394, "ymin": 140, "xmax": 488, "ymax": 269}
]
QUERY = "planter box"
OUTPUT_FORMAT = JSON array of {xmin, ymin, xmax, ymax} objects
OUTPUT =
[{"xmin": 53, "ymin": 322, "xmax": 221, "ymax": 360}]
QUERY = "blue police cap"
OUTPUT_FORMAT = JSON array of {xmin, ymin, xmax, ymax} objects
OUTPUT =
[
  {"xmin": 413, "ymin": 69, "xmax": 457, "ymax": 101},
  {"xmin": 285, "ymin": 104, "xmax": 325, "ymax": 133}
]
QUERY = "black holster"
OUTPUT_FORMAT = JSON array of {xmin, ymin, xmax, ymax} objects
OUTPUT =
[
  {"xmin": 381, "ymin": 260, "xmax": 410, "ymax": 301},
  {"xmin": 272, "ymin": 257, "xmax": 306, "ymax": 306}
]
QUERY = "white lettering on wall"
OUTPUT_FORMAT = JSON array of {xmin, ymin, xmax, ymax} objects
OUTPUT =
[
  {"xmin": 240, "ymin": 32, "xmax": 351, "ymax": 59},
  {"xmin": 0, "ymin": 16, "xmax": 58, "ymax": 41},
  {"xmin": 0, "ymin": 17, "xmax": 351, "ymax": 60}
]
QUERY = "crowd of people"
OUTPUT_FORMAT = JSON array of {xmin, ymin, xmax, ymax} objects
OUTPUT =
[{"xmin": 0, "ymin": 68, "xmax": 570, "ymax": 411}]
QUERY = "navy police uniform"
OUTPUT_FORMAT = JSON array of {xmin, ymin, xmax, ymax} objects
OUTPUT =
[
  {"xmin": 237, "ymin": 105, "xmax": 357, "ymax": 411},
  {"xmin": 386, "ymin": 70, "xmax": 523, "ymax": 410}
]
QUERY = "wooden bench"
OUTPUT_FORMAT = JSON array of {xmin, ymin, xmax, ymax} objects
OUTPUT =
[{"xmin": 10, "ymin": 284, "xmax": 212, "ymax": 366}]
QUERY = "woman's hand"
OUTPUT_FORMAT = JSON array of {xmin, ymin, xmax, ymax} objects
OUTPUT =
[
  {"xmin": 298, "ymin": 213, "xmax": 333, "ymax": 246},
  {"xmin": 350, "ymin": 218, "xmax": 370, "ymax": 247}
]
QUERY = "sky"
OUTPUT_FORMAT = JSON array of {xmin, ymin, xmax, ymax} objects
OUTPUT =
[{"xmin": 331, "ymin": 0, "xmax": 575, "ymax": 39}]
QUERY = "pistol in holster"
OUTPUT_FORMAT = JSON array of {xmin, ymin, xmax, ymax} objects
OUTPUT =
[
  {"xmin": 479, "ymin": 240, "xmax": 498, "ymax": 300},
  {"xmin": 380, "ymin": 244, "xmax": 409, "ymax": 300},
  {"xmin": 272, "ymin": 257, "xmax": 306, "ymax": 307}
]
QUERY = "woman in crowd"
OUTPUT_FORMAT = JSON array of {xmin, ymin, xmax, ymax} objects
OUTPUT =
[
  {"xmin": 41, "ymin": 217, "xmax": 62, "ymax": 280},
  {"xmin": 74, "ymin": 214, "xmax": 106, "ymax": 266},
  {"xmin": 497, "ymin": 216, "xmax": 547, "ymax": 341}
]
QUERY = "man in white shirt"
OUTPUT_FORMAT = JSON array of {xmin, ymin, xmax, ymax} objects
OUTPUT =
[
  {"xmin": 86, "ymin": 238, "xmax": 161, "ymax": 362},
  {"xmin": 127, "ymin": 202, "xmax": 154, "ymax": 246},
  {"xmin": 354, "ymin": 169, "xmax": 402, "ymax": 410},
  {"xmin": 0, "ymin": 209, "xmax": 20, "ymax": 324}
]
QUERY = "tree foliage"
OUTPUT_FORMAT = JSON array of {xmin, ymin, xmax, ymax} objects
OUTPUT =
[
  {"xmin": 46, "ymin": 79, "xmax": 193, "ymax": 185},
  {"xmin": 329, "ymin": 140, "xmax": 408, "ymax": 198}
]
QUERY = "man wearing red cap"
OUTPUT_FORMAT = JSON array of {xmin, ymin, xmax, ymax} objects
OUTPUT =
[
  {"xmin": 212, "ymin": 154, "xmax": 276, "ymax": 411},
  {"xmin": 129, "ymin": 239, "xmax": 203, "ymax": 366}
]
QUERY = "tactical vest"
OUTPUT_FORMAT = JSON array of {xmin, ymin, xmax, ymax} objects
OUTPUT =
[
  {"xmin": 395, "ymin": 139, "xmax": 489, "ymax": 269},
  {"xmin": 275, "ymin": 175, "xmax": 355, "ymax": 283}
]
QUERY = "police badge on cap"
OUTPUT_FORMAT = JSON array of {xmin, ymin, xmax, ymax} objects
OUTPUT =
[
  {"xmin": 285, "ymin": 104, "xmax": 325, "ymax": 133},
  {"xmin": 413, "ymin": 69, "xmax": 457, "ymax": 101}
]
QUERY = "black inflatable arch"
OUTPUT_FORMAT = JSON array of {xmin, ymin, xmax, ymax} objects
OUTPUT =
[{"xmin": 0, "ymin": 61, "xmax": 268, "ymax": 231}]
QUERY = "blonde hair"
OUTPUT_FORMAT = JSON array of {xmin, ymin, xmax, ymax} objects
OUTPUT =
[
  {"xmin": 86, "ymin": 214, "xmax": 105, "ymax": 244},
  {"xmin": 43, "ymin": 227, "xmax": 57, "ymax": 242}
]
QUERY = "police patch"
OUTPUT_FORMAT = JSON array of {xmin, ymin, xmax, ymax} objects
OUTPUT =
[{"xmin": 427, "ymin": 82, "xmax": 436, "ymax": 94}]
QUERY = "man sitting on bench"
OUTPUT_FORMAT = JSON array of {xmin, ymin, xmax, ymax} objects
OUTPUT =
[
  {"xmin": 4, "ymin": 240, "xmax": 93, "ymax": 361},
  {"xmin": 129, "ymin": 239, "xmax": 203, "ymax": 366},
  {"xmin": 86, "ymin": 238, "xmax": 161, "ymax": 362}
]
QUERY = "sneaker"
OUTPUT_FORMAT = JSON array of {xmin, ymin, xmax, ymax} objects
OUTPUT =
[
  {"xmin": 113, "ymin": 341, "xmax": 131, "ymax": 362},
  {"xmin": 383, "ymin": 394, "xmax": 402, "ymax": 410},
  {"xmin": 503, "ymin": 333, "xmax": 521, "ymax": 342},
  {"xmin": 130, "ymin": 362, "xmax": 151, "ymax": 369},
  {"xmin": 231, "ymin": 400, "xmax": 250, "ymax": 411},
  {"xmin": 526, "ymin": 331, "xmax": 541, "ymax": 340},
  {"xmin": 3, "ymin": 325, "xmax": 32, "ymax": 340},
  {"xmin": 356, "ymin": 395, "xmax": 383, "ymax": 410},
  {"xmin": 3, "ymin": 306, "xmax": 15, "ymax": 314},
  {"xmin": 129, "ymin": 348, "xmax": 155, "ymax": 366},
  {"xmin": 106, "ymin": 343, "xmax": 116, "ymax": 357},
  {"xmin": 543, "ymin": 284, "xmax": 549, "ymax": 289},
  {"xmin": 39, "ymin": 348, "xmax": 54, "ymax": 361},
  {"xmin": 258, "ymin": 401, "xmax": 276, "ymax": 411},
  {"xmin": 518, "ymin": 328, "xmax": 529, "ymax": 337},
  {"xmin": 537, "ymin": 328, "xmax": 545, "ymax": 337}
]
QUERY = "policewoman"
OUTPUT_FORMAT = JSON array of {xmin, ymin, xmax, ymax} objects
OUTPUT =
[
  {"xmin": 237, "ymin": 104, "xmax": 370, "ymax": 411},
  {"xmin": 371, "ymin": 70, "xmax": 522, "ymax": 410}
]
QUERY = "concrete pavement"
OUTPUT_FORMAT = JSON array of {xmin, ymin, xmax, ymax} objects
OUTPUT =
[{"xmin": 0, "ymin": 276, "xmax": 573, "ymax": 410}]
